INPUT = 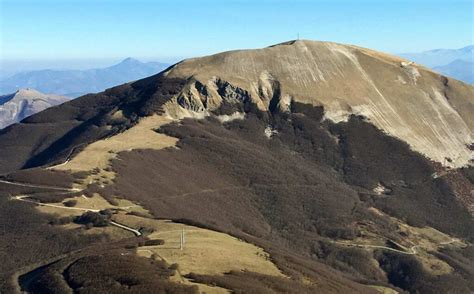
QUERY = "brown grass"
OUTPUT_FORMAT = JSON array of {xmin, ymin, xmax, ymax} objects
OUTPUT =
[
  {"xmin": 113, "ymin": 215, "xmax": 283, "ymax": 277},
  {"xmin": 53, "ymin": 115, "xmax": 178, "ymax": 190}
]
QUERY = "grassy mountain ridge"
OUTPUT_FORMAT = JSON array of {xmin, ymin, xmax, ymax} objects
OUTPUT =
[{"xmin": 0, "ymin": 40, "xmax": 472, "ymax": 293}]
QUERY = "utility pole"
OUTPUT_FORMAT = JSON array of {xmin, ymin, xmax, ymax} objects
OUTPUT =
[
  {"xmin": 180, "ymin": 228, "xmax": 185, "ymax": 250},
  {"xmin": 182, "ymin": 228, "xmax": 185, "ymax": 246}
]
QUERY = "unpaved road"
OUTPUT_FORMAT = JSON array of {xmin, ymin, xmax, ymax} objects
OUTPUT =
[
  {"xmin": 109, "ymin": 221, "xmax": 142, "ymax": 236},
  {"xmin": 12, "ymin": 195, "xmax": 101, "ymax": 212},
  {"xmin": 0, "ymin": 179, "xmax": 81, "ymax": 192},
  {"xmin": 11, "ymin": 195, "xmax": 142, "ymax": 236},
  {"xmin": 4, "ymin": 177, "xmax": 142, "ymax": 237},
  {"xmin": 46, "ymin": 144, "xmax": 85, "ymax": 169},
  {"xmin": 333, "ymin": 241, "xmax": 419, "ymax": 255}
]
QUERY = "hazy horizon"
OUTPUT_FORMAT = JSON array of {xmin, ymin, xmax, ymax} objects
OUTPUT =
[
  {"xmin": 0, "ymin": 56, "xmax": 180, "ymax": 79},
  {"xmin": 1, "ymin": 42, "xmax": 472, "ymax": 79},
  {"xmin": 1, "ymin": 0, "xmax": 473, "ymax": 78}
]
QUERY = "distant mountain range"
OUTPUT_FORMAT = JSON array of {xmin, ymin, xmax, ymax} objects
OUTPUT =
[
  {"xmin": 433, "ymin": 59, "xmax": 474, "ymax": 84},
  {"xmin": 399, "ymin": 45, "xmax": 473, "ymax": 84},
  {"xmin": 0, "ymin": 41, "xmax": 472, "ymax": 293},
  {"xmin": 0, "ymin": 58, "xmax": 169, "ymax": 97},
  {"xmin": 0, "ymin": 88, "xmax": 69, "ymax": 129}
]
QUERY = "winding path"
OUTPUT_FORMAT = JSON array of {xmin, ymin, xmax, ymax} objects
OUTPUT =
[
  {"xmin": 0, "ymin": 179, "xmax": 81, "ymax": 192},
  {"xmin": 11, "ymin": 195, "xmax": 100, "ymax": 212},
  {"xmin": 333, "ymin": 240, "xmax": 418, "ymax": 255},
  {"xmin": 8, "ymin": 186, "xmax": 142, "ymax": 237},
  {"xmin": 110, "ymin": 221, "xmax": 142, "ymax": 236},
  {"xmin": 10, "ymin": 194, "xmax": 142, "ymax": 236}
]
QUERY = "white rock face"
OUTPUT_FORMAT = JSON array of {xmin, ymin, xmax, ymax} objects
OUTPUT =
[
  {"xmin": 264, "ymin": 126, "xmax": 278, "ymax": 139},
  {"xmin": 216, "ymin": 112, "xmax": 245, "ymax": 123},
  {"xmin": 0, "ymin": 88, "xmax": 69, "ymax": 129},
  {"xmin": 164, "ymin": 40, "xmax": 474, "ymax": 167}
]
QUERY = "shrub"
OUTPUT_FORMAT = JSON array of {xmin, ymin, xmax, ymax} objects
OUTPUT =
[
  {"xmin": 63, "ymin": 200, "xmax": 77, "ymax": 207},
  {"xmin": 74, "ymin": 211, "xmax": 110, "ymax": 227},
  {"xmin": 144, "ymin": 239, "xmax": 164, "ymax": 246}
]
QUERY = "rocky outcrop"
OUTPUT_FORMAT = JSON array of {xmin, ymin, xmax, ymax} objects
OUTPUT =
[{"xmin": 163, "ymin": 40, "xmax": 474, "ymax": 167}]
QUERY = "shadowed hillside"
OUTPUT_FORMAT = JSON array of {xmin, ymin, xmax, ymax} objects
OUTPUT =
[{"xmin": 0, "ymin": 40, "xmax": 472, "ymax": 293}]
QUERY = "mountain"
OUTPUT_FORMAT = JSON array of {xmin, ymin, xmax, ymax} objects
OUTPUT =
[
  {"xmin": 0, "ymin": 58, "xmax": 169, "ymax": 97},
  {"xmin": 434, "ymin": 59, "xmax": 474, "ymax": 84},
  {"xmin": 399, "ymin": 45, "xmax": 474, "ymax": 68},
  {"xmin": 399, "ymin": 46, "xmax": 474, "ymax": 84},
  {"xmin": 0, "ymin": 88, "xmax": 69, "ymax": 129},
  {"xmin": 0, "ymin": 40, "xmax": 473, "ymax": 293}
]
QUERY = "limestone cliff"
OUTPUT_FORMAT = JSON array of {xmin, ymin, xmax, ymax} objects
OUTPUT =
[{"xmin": 163, "ymin": 40, "xmax": 473, "ymax": 167}]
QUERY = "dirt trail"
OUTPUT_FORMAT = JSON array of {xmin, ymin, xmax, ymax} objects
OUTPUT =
[
  {"xmin": 0, "ymin": 179, "xmax": 80, "ymax": 192},
  {"xmin": 10, "ymin": 195, "xmax": 142, "ymax": 236},
  {"xmin": 109, "ymin": 221, "xmax": 142, "ymax": 236},
  {"xmin": 333, "ymin": 241, "xmax": 419, "ymax": 255},
  {"xmin": 12, "ymin": 195, "xmax": 100, "ymax": 212}
]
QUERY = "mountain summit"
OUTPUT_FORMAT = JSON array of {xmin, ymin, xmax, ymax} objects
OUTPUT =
[
  {"xmin": 0, "ymin": 40, "xmax": 473, "ymax": 293},
  {"xmin": 120, "ymin": 57, "xmax": 141, "ymax": 63},
  {"xmin": 0, "ymin": 58, "xmax": 169, "ymax": 97},
  {"xmin": 0, "ymin": 88, "xmax": 68, "ymax": 129},
  {"xmin": 163, "ymin": 40, "xmax": 473, "ymax": 167}
]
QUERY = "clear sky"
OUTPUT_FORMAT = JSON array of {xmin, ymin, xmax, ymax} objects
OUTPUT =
[{"xmin": 0, "ymin": 0, "xmax": 473, "ymax": 66}]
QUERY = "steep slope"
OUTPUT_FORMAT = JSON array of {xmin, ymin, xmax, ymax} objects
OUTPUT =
[
  {"xmin": 0, "ymin": 89, "xmax": 69, "ymax": 129},
  {"xmin": 163, "ymin": 40, "xmax": 473, "ymax": 167},
  {"xmin": 0, "ymin": 40, "xmax": 473, "ymax": 293},
  {"xmin": 1, "ymin": 40, "xmax": 471, "ymax": 173},
  {"xmin": 0, "ymin": 74, "xmax": 186, "ymax": 174},
  {"xmin": 0, "ymin": 58, "xmax": 169, "ymax": 97}
]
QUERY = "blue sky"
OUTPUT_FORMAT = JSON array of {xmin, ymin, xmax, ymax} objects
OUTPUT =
[{"xmin": 0, "ymin": 0, "xmax": 473, "ymax": 66}]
